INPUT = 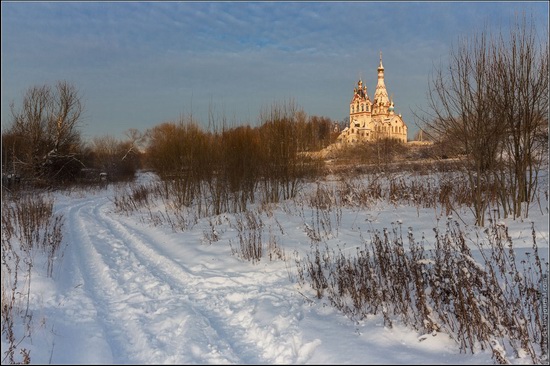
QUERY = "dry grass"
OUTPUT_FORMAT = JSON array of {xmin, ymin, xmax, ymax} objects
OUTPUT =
[
  {"xmin": 1, "ymin": 190, "xmax": 64, "ymax": 364},
  {"xmin": 295, "ymin": 217, "xmax": 548, "ymax": 364},
  {"xmin": 228, "ymin": 209, "xmax": 286, "ymax": 264}
]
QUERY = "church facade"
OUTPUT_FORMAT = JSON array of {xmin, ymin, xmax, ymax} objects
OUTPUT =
[{"xmin": 337, "ymin": 54, "xmax": 408, "ymax": 144}]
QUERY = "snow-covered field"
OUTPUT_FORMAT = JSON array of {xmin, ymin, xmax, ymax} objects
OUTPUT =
[{"xmin": 2, "ymin": 170, "xmax": 548, "ymax": 364}]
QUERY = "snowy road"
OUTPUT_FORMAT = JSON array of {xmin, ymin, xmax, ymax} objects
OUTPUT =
[{"xmin": 55, "ymin": 195, "xmax": 317, "ymax": 364}]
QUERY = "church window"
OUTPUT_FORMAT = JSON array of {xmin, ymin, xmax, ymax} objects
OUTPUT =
[
  {"xmin": 361, "ymin": 104, "xmax": 364, "ymax": 111},
  {"xmin": 351, "ymin": 106, "xmax": 354, "ymax": 113}
]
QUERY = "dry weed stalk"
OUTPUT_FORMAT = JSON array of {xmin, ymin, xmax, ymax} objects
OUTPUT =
[{"xmin": 1, "ymin": 191, "xmax": 65, "ymax": 364}]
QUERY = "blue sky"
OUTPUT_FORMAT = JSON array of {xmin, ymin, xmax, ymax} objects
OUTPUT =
[{"xmin": 1, "ymin": 1, "xmax": 548, "ymax": 141}]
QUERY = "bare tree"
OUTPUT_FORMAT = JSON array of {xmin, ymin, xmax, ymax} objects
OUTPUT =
[
  {"xmin": 89, "ymin": 132, "xmax": 141, "ymax": 181},
  {"xmin": 47, "ymin": 81, "xmax": 83, "ymax": 153},
  {"xmin": 424, "ymin": 46, "xmax": 494, "ymax": 226},
  {"xmin": 5, "ymin": 81, "xmax": 84, "ymax": 184},
  {"xmin": 489, "ymin": 13, "xmax": 549, "ymax": 219},
  {"xmin": 417, "ymin": 13, "xmax": 547, "ymax": 225},
  {"xmin": 121, "ymin": 128, "xmax": 145, "ymax": 162}
]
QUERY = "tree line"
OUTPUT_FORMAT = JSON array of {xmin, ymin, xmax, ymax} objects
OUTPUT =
[{"xmin": 1, "ymin": 89, "xmax": 338, "ymax": 193}]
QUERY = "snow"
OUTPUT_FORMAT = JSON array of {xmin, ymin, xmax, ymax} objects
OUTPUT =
[{"xmin": 2, "ymin": 170, "xmax": 548, "ymax": 365}]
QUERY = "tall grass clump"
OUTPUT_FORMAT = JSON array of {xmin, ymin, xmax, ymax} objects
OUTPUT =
[
  {"xmin": 295, "ymin": 218, "xmax": 548, "ymax": 364},
  {"xmin": 1, "ymin": 190, "xmax": 64, "ymax": 364},
  {"xmin": 334, "ymin": 169, "xmax": 505, "ymax": 222},
  {"xmin": 228, "ymin": 209, "xmax": 286, "ymax": 264},
  {"xmin": 112, "ymin": 183, "xmax": 155, "ymax": 214}
]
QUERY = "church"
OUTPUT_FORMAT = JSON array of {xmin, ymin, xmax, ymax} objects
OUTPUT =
[{"xmin": 337, "ymin": 53, "xmax": 408, "ymax": 144}]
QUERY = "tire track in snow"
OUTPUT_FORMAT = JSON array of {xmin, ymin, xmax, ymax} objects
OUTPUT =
[
  {"xmin": 65, "ymin": 197, "xmax": 132, "ymax": 362},
  {"xmin": 91, "ymin": 198, "xmax": 317, "ymax": 364},
  {"xmin": 66, "ymin": 196, "xmax": 242, "ymax": 364}
]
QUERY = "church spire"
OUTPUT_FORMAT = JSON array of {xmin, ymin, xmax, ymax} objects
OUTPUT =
[{"xmin": 374, "ymin": 51, "xmax": 389, "ymax": 112}]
